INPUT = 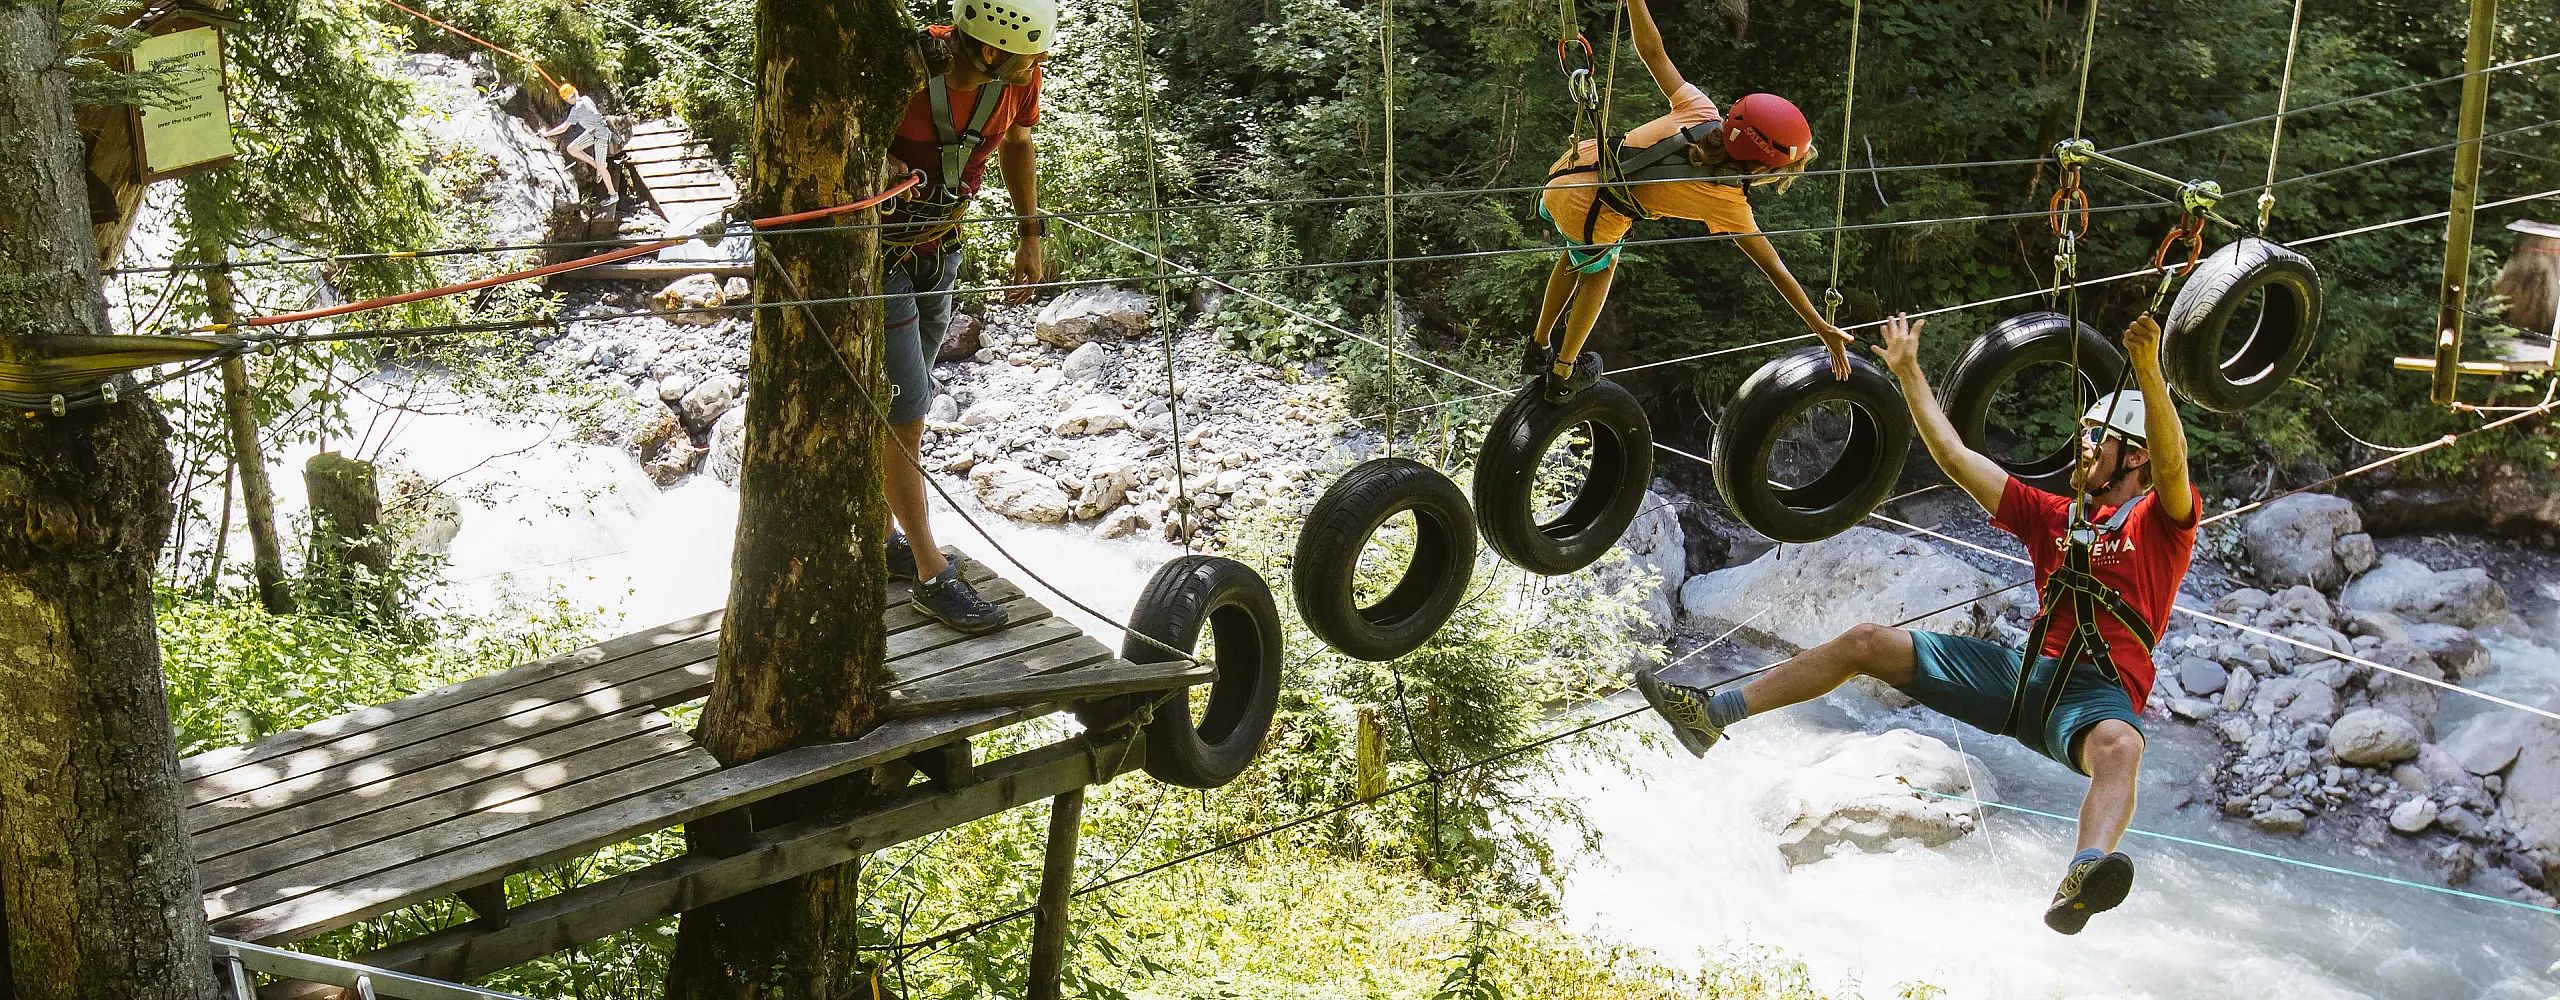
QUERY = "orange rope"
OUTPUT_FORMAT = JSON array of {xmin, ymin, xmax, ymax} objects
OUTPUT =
[
  {"xmin": 377, "ymin": 0, "xmax": 565, "ymax": 93},
  {"xmin": 244, "ymin": 173, "xmax": 924, "ymax": 328}
]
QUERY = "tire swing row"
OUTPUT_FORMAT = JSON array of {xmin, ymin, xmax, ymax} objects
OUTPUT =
[
  {"xmin": 1290, "ymin": 370, "xmax": 1656, "ymax": 662},
  {"xmin": 1706, "ymin": 236, "xmax": 2324, "ymax": 543}
]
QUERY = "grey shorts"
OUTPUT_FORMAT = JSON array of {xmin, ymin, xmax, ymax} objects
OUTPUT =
[
  {"xmin": 883, "ymin": 250, "xmax": 961, "ymax": 424},
  {"xmin": 1902, "ymin": 630, "xmax": 2143, "ymax": 776}
]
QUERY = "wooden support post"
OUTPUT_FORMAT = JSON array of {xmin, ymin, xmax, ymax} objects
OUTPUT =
[
  {"xmin": 912, "ymin": 739, "xmax": 973, "ymax": 790},
  {"xmin": 1026, "ymin": 789, "xmax": 1084, "ymax": 1000},
  {"xmin": 687, "ymin": 808, "xmax": 757, "ymax": 858},
  {"xmin": 454, "ymin": 882, "xmax": 510, "ymax": 929},
  {"xmin": 2432, "ymin": 0, "xmax": 2499, "ymax": 405}
]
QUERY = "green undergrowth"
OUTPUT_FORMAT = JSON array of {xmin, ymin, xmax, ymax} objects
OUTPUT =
[{"xmin": 158, "ymin": 589, "xmax": 601, "ymax": 758}]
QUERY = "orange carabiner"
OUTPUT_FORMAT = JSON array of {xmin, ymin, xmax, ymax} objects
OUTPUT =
[
  {"xmin": 2149, "ymin": 213, "xmax": 2207, "ymax": 274},
  {"xmin": 2048, "ymin": 165, "xmax": 2088, "ymax": 238}
]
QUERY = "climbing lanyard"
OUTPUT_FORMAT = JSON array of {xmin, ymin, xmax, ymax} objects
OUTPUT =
[
  {"xmin": 887, "ymin": 75, "xmax": 1008, "ymax": 254},
  {"xmin": 2001, "ymin": 492, "xmax": 2158, "ymax": 737}
]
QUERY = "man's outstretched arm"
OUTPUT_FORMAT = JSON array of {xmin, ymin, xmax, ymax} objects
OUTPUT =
[
  {"xmin": 2122, "ymin": 314, "xmax": 2195, "ymax": 522},
  {"xmin": 1874, "ymin": 314, "xmax": 2008, "ymax": 514}
]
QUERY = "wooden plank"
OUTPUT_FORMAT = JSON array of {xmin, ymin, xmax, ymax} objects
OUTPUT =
[
  {"xmin": 193, "ymin": 714, "xmax": 696, "ymax": 883},
  {"xmin": 1028, "ymin": 789, "xmax": 1085, "ymax": 1000},
  {"xmin": 340, "ymin": 736, "xmax": 1140, "ymax": 983},
  {"xmin": 184, "ymin": 643, "xmax": 717, "ymax": 809},
  {"xmin": 205, "ymin": 745, "xmax": 724, "ymax": 932},
  {"xmin": 889, "ymin": 631, "xmax": 1112, "ymax": 687},
  {"xmin": 886, "ymin": 616, "xmax": 1086, "ymax": 682},
  {"xmin": 886, "ymin": 658, "xmax": 1201, "ymax": 719},
  {"xmin": 211, "ymin": 705, "xmax": 1051, "ymax": 944},
  {"xmin": 180, "ymin": 610, "xmax": 721, "ymax": 782}
]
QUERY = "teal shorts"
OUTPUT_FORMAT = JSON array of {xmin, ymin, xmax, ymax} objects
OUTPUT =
[
  {"xmin": 1902, "ymin": 630, "xmax": 2142, "ymax": 776},
  {"xmin": 1535, "ymin": 197, "xmax": 1622, "ymax": 273}
]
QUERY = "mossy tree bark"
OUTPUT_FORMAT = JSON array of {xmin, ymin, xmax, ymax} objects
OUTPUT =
[
  {"xmin": 662, "ymin": 0, "xmax": 921, "ymax": 997},
  {"xmin": 0, "ymin": 7, "xmax": 216, "ymax": 1000}
]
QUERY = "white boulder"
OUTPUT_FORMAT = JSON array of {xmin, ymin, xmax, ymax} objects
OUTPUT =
[
  {"xmin": 1678, "ymin": 527, "xmax": 2024, "ymax": 649},
  {"xmin": 1034, "ymin": 287, "xmax": 1154, "ymax": 348},
  {"xmin": 969, "ymin": 461, "xmax": 1072, "ymax": 523},
  {"xmin": 2329, "ymin": 709, "xmax": 2424, "ymax": 766},
  {"xmin": 1757, "ymin": 729, "xmax": 1994, "ymax": 867},
  {"xmin": 2339, "ymin": 555, "xmax": 2509, "ymax": 628}
]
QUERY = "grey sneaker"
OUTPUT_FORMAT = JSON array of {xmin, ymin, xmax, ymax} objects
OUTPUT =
[
  {"xmin": 912, "ymin": 565, "xmax": 1009, "ymax": 634},
  {"xmin": 886, "ymin": 533, "xmax": 919, "ymax": 581},
  {"xmin": 2045, "ymin": 852, "xmax": 2135, "ymax": 935},
  {"xmin": 1543, "ymin": 350, "xmax": 1603, "ymax": 404},
  {"xmin": 1635, "ymin": 669, "xmax": 1724, "ymax": 758}
]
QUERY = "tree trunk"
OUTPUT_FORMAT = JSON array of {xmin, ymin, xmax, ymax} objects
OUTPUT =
[
  {"xmin": 206, "ymin": 260, "xmax": 294, "ymax": 613},
  {"xmin": 303, "ymin": 451, "xmax": 385, "ymax": 573},
  {"xmin": 0, "ymin": 8, "xmax": 216, "ymax": 1000},
  {"xmin": 662, "ymin": 2, "xmax": 920, "ymax": 997}
]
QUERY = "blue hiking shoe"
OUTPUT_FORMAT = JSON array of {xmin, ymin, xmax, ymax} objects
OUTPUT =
[
  {"xmin": 2045, "ymin": 852, "xmax": 2135, "ymax": 935},
  {"xmin": 1635, "ymin": 669, "xmax": 1724, "ymax": 758},
  {"xmin": 912, "ymin": 564, "xmax": 1009, "ymax": 634},
  {"xmin": 886, "ymin": 533, "xmax": 919, "ymax": 581}
]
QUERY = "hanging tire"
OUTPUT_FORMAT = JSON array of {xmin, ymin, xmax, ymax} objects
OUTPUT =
[
  {"xmin": 1944, "ymin": 311, "xmax": 2126, "ymax": 495},
  {"xmin": 1711, "ymin": 346, "xmax": 1913, "ymax": 543},
  {"xmin": 1470, "ymin": 377, "xmax": 1655, "ymax": 576},
  {"xmin": 1120, "ymin": 555, "xmax": 1284, "ymax": 789},
  {"xmin": 1292, "ymin": 458, "xmax": 1476, "ymax": 662},
  {"xmin": 2163, "ymin": 237, "xmax": 2322, "ymax": 412}
]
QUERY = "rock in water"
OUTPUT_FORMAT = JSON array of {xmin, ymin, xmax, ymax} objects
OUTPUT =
[
  {"xmin": 2338, "ymin": 555, "xmax": 2510, "ymax": 628},
  {"xmin": 397, "ymin": 54, "xmax": 581, "ymax": 246},
  {"xmin": 2242, "ymin": 493, "xmax": 2364, "ymax": 590},
  {"xmin": 970, "ymin": 461, "xmax": 1071, "ymax": 523},
  {"xmin": 1679, "ymin": 527, "xmax": 2026, "ymax": 649},
  {"xmin": 2250, "ymin": 807, "xmax": 2308, "ymax": 834},
  {"xmin": 2329, "ymin": 709, "xmax": 2423, "ymax": 766},
  {"xmin": 679, "ymin": 372, "xmax": 743, "ymax": 434},
  {"xmin": 1034, "ymin": 287, "xmax": 1154, "ymax": 348},
  {"xmin": 1757, "ymin": 730, "xmax": 1995, "ymax": 867},
  {"xmin": 2390, "ymin": 796, "xmax": 2439, "ymax": 833},
  {"xmin": 2443, "ymin": 713, "xmax": 2537, "ymax": 776}
]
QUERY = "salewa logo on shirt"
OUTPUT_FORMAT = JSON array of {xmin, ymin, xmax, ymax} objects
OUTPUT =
[{"xmin": 2054, "ymin": 534, "xmax": 2138, "ymax": 559}]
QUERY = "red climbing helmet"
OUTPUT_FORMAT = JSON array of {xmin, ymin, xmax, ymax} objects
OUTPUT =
[{"xmin": 1723, "ymin": 93, "xmax": 1811, "ymax": 167}]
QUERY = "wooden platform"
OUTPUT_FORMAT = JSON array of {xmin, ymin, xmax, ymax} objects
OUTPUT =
[
  {"xmin": 622, "ymin": 119, "xmax": 737, "ymax": 235},
  {"xmin": 184, "ymin": 553, "xmax": 1199, "ymax": 970}
]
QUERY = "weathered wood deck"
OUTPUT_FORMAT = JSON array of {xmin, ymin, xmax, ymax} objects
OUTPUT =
[{"xmin": 185, "ymin": 553, "xmax": 1195, "ymax": 981}]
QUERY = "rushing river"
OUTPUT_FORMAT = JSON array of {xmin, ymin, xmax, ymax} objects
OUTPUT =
[{"xmin": 207, "ymin": 388, "xmax": 2560, "ymax": 999}]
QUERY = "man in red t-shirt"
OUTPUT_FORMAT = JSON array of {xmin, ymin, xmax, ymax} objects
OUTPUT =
[
  {"xmin": 876, "ymin": 1, "xmax": 1053, "ymax": 633},
  {"xmin": 1639, "ymin": 311, "xmax": 2197, "ymax": 936}
]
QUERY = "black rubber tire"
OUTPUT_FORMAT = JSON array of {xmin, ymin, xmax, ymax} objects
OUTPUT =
[
  {"xmin": 1292, "ymin": 458, "xmax": 1476, "ymax": 662},
  {"xmin": 1710, "ymin": 346, "xmax": 1913, "ymax": 544},
  {"xmin": 1121, "ymin": 555, "xmax": 1285, "ymax": 789},
  {"xmin": 1470, "ymin": 376, "xmax": 1655, "ymax": 576},
  {"xmin": 2163, "ymin": 237, "xmax": 2322, "ymax": 412},
  {"xmin": 1944, "ymin": 311, "xmax": 2126, "ymax": 495}
]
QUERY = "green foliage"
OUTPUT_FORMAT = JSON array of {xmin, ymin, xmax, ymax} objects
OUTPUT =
[
  {"xmin": 157, "ymin": 589, "xmax": 597, "ymax": 757},
  {"xmin": 52, "ymin": 0, "xmax": 189, "ymax": 109}
]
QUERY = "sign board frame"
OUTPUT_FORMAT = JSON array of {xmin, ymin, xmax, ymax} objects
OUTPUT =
[{"xmin": 125, "ymin": 17, "xmax": 236, "ymax": 183}]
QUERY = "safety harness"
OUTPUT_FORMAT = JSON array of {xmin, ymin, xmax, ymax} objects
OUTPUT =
[
  {"xmin": 2000, "ymin": 490, "xmax": 2159, "ymax": 738},
  {"xmin": 1541, "ymin": 121, "xmax": 1747, "ymax": 273},
  {"xmin": 885, "ymin": 73, "xmax": 1007, "ymax": 282}
]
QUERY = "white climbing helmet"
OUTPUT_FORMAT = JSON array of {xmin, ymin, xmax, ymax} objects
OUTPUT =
[
  {"xmin": 956, "ymin": 0, "xmax": 1056, "ymax": 55},
  {"xmin": 2080, "ymin": 390, "xmax": 2149, "ymax": 446}
]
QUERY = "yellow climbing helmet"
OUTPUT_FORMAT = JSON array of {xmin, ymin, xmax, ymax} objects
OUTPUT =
[{"xmin": 956, "ymin": 0, "xmax": 1055, "ymax": 55}]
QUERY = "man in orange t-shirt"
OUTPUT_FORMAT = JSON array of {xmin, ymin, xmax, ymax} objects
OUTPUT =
[
  {"xmin": 877, "ymin": 1, "xmax": 1053, "ymax": 633},
  {"xmin": 1527, "ymin": 0, "xmax": 1852, "ymax": 403}
]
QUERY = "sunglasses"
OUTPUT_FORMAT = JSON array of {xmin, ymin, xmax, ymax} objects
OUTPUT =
[{"xmin": 2080, "ymin": 426, "xmax": 2144, "ymax": 447}]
